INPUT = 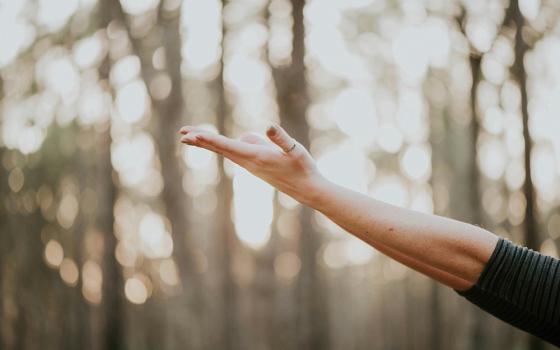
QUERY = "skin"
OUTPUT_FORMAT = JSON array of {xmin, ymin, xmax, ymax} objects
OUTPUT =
[{"xmin": 179, "ymin": 124, "xmax": 500, "ymax": 291}]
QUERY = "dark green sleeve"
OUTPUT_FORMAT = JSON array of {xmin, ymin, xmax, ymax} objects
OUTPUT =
[{"xmin": 455, "ymin": 237, "xmax": 560, "ymax": 347}]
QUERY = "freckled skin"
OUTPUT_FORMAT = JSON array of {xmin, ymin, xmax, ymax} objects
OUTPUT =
[{"xmin": 179, "ymin": 124, "xmax": 499, "ymax": 291}]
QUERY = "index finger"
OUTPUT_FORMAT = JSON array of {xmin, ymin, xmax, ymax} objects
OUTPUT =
[{"xmin": 195, "ymin": 132, "xmax": 259, "ymax": 159}]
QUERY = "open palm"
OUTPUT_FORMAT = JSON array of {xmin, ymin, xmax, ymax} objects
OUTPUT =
[{"xmin": 179, "ymin": 124, "xmax": 323, "ymax": 204}]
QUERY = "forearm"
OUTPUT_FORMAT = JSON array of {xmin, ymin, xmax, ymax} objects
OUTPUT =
[
  {"xmin": 301, "ymin": 176, "xmax": 499, "ymax": 289},
  {"xmin": 182, "ymin": 122, "xmax": 560, "ymax": 346},
  {"xmin": 371, "ymin": 240, "xmax": 473, "ymax": 290}
]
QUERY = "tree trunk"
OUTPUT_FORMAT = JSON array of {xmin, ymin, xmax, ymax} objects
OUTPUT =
[
  {"xmin": 467, "ymin": 53, "xmax": 489, "ymax": 350},
  {"xmin": 70, "ymin": 159, "xmax": 91, "ymax": 350},
  {"xmin": 113, "ymin": 0, "xmax": 201, "ymax": 289},
  {"xmin": 424, "ymin": 74, "xmax": 446, "ymax": 350},
  {"xmin": 511, "ymin": 1, "xmax": 542, "ymax": 349},
  {"xmin": 155, "ymin": 4, "xmax": 200, "ymax": 282},
  {"xmin": 271, "ymin": 0, "xmax": 329, "ymax": 348},
  {"xmin": 154, "ymin": 4, "xmax": 205, "ymax": 348},
  {"xmin": 97, "ymin": 94, "xmax": 125, "ymax": 350},
  {"xmin": 98, "ymin": 1, "xmax": 125, "ymax": 349},
  {"xmin": 512, "ymin": 1, "xmax": 539, "ymax": 251},
  {"xmin": 214, "ymin": 2, "xmax": 239, "ymax": 346},
  {"xmin": 454, "ymin": 8, "xmax": 493, "ymax": 347},
  {"xmin": 0, "ymin": 76, "xmax": 5, "ymax": 350},
  {"xmin": 112, "ymin": 2, "xmax": 204, "ymax": 346}
]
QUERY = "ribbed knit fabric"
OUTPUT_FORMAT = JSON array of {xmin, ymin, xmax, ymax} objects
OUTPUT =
[{"xmin": 455, "ymin": 237, "xmax": 560, "ymax": 346}]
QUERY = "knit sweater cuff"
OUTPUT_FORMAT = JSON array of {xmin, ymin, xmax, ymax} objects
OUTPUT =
[{"xmin": 454, "ymin": 237, "xmax": 560, "ymax": 346}]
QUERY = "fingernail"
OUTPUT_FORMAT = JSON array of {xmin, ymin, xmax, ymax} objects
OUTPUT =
[{"xmin": 267, "ymin": 124, "xmax": 277, "ymax": 136}]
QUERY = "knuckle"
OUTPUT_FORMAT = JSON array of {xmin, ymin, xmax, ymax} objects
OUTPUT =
[
  {"xmin": 289, "ymin": 149, "xmax": 311, "ymax": 168},
  {"xmin": 290, "ymin": 147, "xmax": 305, "ymax": 160},
  {"xmin": 292, "ymin": 157, "xmax": 307, "ymax": 171}
]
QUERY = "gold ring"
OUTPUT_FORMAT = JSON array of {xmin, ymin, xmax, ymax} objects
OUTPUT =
[{"xmin": 285, "ymin": 141, "xmax": 296, "ymax": 153}]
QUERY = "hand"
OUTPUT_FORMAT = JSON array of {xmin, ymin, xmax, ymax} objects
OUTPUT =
[{"xmin": 179, "ymin": 124, "xmax": 326, "ymax": 205}]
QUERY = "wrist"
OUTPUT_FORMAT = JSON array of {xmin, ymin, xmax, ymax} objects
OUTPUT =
[{"xmin": 297, "ymin": 172, "xmax": 333, "ymax": 209}]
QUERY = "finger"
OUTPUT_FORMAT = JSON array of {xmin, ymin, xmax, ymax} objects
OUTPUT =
[
  {"xmin": 181, "ymin": 133, "xmax": 241, "ymax": 161},
  {"xmin": 179, "ymin": 125, "xmax": 208, "ymax": 135},
  {"xmin": 239, "ymin": 132, "xmax": 269, "ymax": 146},
  {"xmin": 179, "ymin": 125, "xmax": 193, "ymax": 134},
  {"xmin": 266, "ymin": 124, "xmax": 295, "ymax": 153},
  {"xmin": 180, "ymin": 133, "xmax": 198, "ymax": 145},
  {"xmin": 185, "ymin": 131, "xmax": 258, "ymax": 158},
  {"xmin": 195, "ymin": 138, "xmax": 238, "ymax": 160}
]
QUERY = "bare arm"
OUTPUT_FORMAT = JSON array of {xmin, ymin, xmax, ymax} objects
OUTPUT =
[
  {"xmin": 304, "ymin": 175, "xmax": 498, "ymax": 290},
  {"xmin": 179, "ymin": 124, "xmax": 499, "ymax": 291}
]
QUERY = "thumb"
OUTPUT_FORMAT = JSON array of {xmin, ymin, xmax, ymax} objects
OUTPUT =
[{"xmin": 266, "ymin": 124, "xmax": 295, "ymax": 153}]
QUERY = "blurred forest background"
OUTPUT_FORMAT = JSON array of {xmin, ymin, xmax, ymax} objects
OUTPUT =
[{"xmin": 1, "ymin": 0, "xmax": 560, "ymax": 349}]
